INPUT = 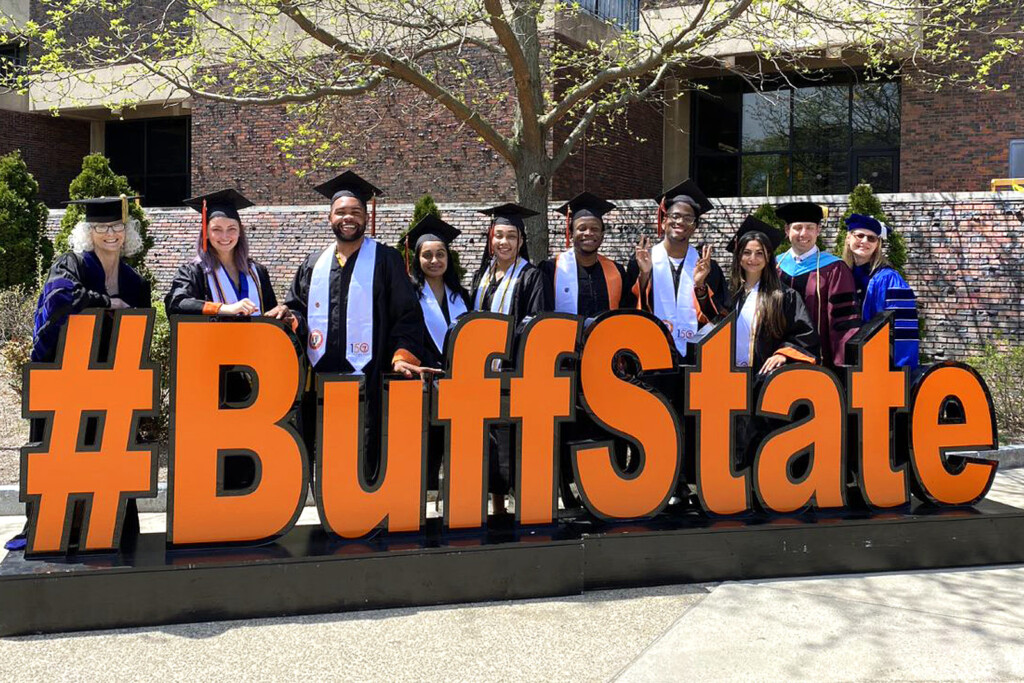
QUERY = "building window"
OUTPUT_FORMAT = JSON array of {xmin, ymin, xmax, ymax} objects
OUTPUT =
[
  {"xmin": 691, "ymin": 74, "xmax": 900, "ymax": 197},
  {"xmin": 576, "ymin": 0, "xmax": 640, "ymax": 31},
  {"xmin": 0, "ymin": 43, "xmax": 27, "ymax": 88},
  {"xmin": 106, "ymin": 116, "xmax": 191, "ymax": 207}
]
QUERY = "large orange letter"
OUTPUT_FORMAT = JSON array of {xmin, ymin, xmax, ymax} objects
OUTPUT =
[
  {"xmin": 435, "ymin": 313, "xmax": 511, "ymax": 529},
  {"xmin": 509, "ymin": 315, "xmax": 580, "ymax": 525},
  {"xmin": 910, "ymin": 363, "xmax": 997, "ymax": 506},
  {"xmin": 574, "ymin": 312, "xmax": 680, "ymax": 520},
  {"xmin": 754, "ymin": 367, "xmax": 846, "ymax": 513},
  {"xmin": 848, "ymin": 318, "xmax": 910, "ymax": 508},
  {"xmin": 687, "ymin": 316, "xmax": 751, "ymax": 515},
  {"xmin": 168, "ymin": 318, "xmax": 307, "ymax": 545},
  {"xmin": 317, "ymin": 377, "xmax": 425, "ymax": 538}
]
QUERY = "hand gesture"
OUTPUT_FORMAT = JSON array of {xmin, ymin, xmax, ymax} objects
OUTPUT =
[
  {"xmin": 635, "ymin": 235, "xmax": 653, "ymax": 274},
  {"xmin": 221, "ymin": 298, "xmax": 258, "ymax": 316},
  {"xmin": 759, "ymin": 353, "xmax": 787, "ymax": 375},
  {"xmin": 109, "ymin": 297, "xmax": 130, "ymax": 310},
  {"xmin": 393, "ymin": 359, "xmax": 444, "ymax": 380},
  {"xmin": 693, "ymin": 244, "xmax": 713, "ymax": 289},
  {"xmin": 263, "ymin": 304, "xmax": 295, "ymax": 324}
]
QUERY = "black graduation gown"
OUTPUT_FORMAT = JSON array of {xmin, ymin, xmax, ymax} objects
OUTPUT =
[
  {"xmin": 469, "ymin": 261, "xmax": 546, "ymax": 497},
  {"xmin": 538, "ymin": 256, "xmax": 635, "ymax": 319},
  {"xmin": 286, "ymin": 240, "xmax": 426, "ymax": 478},
  {"xmin": 32, "ymin": 251, "xmax": 152, "ymax": 363},
  {"xmin": 164, "ymin": 260, "xmax": 279, "ymax": 315}
]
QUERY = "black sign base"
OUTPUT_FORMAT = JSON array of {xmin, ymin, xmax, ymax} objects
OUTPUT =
[{"xmin": 3, "ymin": 501, "xmax": 1024, "ymax": 637}]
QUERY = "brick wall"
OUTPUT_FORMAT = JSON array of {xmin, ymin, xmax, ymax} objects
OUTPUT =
[
  {"xmin": 47, "ymin": 190, "xmax": 1024, "ymax": 360},
  {"xmin": 0, "ymin": 110, "xmax": 90, "ymax": 207}
]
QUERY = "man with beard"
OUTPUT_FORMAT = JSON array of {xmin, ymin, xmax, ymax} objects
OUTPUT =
[
  {"xmin": 286, "ymin": 171, "xmax": 430, "ymax": 476},
  {"xmin": 540, "ymin": 192, "xmax": 634, "ymax": 319}
]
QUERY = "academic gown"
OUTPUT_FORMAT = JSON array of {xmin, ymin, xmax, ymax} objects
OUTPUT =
[
  {"xmin": 164, "ymin": 260, "xmax": 279, "ymax": 315},
  {"xmin": 470, "ymin": 261, "xmax": 547, "ymax": 497},
  {"xmin": 538, "ymin": 255, "xmax": 634, "ymax": 319},
  {"xmin": 32, "ymin": 251, "xmax": 152, "ymax": 363},
  {"xmin": 164, "ymin": 259, "xmax": 281, "ymax": 492},
  {"xmin": 23, "ymin": 250, "xmax": 151, "ymax": 551},
  {"xmin": 286, "ymin": 241, "xmax": 426, "ymax": 478},
  {"xmin": 852, "ymin": 264, "xmax": 919, "ymax": 369},
  {"xmin": 777, "ymin": 249, "xmax": 861, "ymax": 368},
  {"xmin": 625, "ymin": 246, "xmax": 727, "ymax": 364}
]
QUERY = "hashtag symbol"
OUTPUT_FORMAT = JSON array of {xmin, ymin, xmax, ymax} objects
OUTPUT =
[{"xmin": 21, "ymin": 310, "xmax": 158, "ymax": 554}]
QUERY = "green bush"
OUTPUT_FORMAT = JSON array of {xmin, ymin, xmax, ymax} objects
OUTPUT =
[
  {"xmin": 0, "ymin": 284, "xmax": 38, "ymax": 396},
  {"xmin": 0, "ymin": 150, "xmax": 52, "ymax": 289},
  {"xmin": 54, "ymin": 154, "xmax": 154, "ymax": 284},
  {"xmin": 397, "ymin": 194, "xmax": 466, "ymax": 281},
  {"xmin": 834, "ymin": 183, "xmax": 906, "ymax": 277},
  {"xmin": 969, "ymin": 343, "xmax": 1024, "ymax": 444}
]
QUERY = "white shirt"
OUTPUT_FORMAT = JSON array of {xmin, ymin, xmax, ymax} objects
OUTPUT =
[{"xmin": 790, "ymin": 245, "xmax": 819, "ymax": 264}]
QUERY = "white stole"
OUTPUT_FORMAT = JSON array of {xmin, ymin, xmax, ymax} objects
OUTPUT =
[
  {"xmin": 735, "ymin": 283, "xmax": 759, "ymax": 367},
  {"xmin": 207, "ymin": 263, "xmax": 263, "ymax": 314},
  {"xmin": 553, "ymin": 249, "xmax": 578, "ymax": 314},
  {"xmin": 474, "ymin": 257, "xmax": 527, "ymax": 314},
  {"xmin": 651, "ymin": 243, "xmax": 699, "ymax": 354},
  {"xmin": 421, "ymin": 285, "xmax": 467, "ymax": 355},
  {"xmin": 306, "ymin": 238, "xmax": 377, "ymax": 373}
]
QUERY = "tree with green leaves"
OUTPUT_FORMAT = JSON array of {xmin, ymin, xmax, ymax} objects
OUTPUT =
[
  {"xmin": 0, "ymin": 150, "xmax": 52, "ymax": 289},
  {"xmin": 55, "ymin": 154, "xmax": 154, "ymax": 282},
  {"xmin": 834, "ymin": 183, "xmax": 907, "ymax": 276},
  {"xmin": 4, "ymin": 0, "xmax": 1020, "ymax": 259}
]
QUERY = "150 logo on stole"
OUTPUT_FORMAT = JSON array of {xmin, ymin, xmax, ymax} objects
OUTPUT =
[{"xmin": 19, "ymin": 309, "xmax": 999, "ymax": 555}]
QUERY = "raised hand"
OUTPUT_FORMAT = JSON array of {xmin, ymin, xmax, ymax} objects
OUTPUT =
[
  {"xmin": 693, "ymin": 244, "xmax": 712, "ymax": 288},
  {"xmin": 635, "ymin": 234, "xmax": 653, "ymax": 274}
]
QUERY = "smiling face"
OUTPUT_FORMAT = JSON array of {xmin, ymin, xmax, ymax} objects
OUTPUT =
[
  {"xmin": 572, "ymin": 216, "xmax": 604, "ymax": 256},
  {"xmin": 418, "ymin": 240, "xmax": 449, "ymax": 281},
  {"xmin": 786, "ymin": 221, "xmax": 821, "ymax": 255},
  {"xmin": 846, "ymin": 228, "xmax": 880, "ymax": 265},
  {"xmin": 739, "ymin": 237, "xmax": 768, "ymax": 279},
  {"xmin": 90, "ymin": 221, "xmax": 126, "ymax": 257},
  {"xmin": 490, "ymin": 224, "xmax": 521, "ymax": 266},
  {"xmin": 329, "ymin": 196, "xmax": 367, "ymax": 242},
  {"xmin": 207, "ymin": 216, "xmax": 241, "ymax": 259},
  {"xmin": 664, "ymin": 201, "xmax": 697, "ymax": 244}
]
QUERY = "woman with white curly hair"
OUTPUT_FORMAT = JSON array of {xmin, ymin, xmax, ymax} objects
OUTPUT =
[{"xmin": 31, "ymin": 195, "xmax": 151, "ymax": 363}]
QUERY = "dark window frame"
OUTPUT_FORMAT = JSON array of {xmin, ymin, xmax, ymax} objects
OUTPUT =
[{"xmin": 105, "ymin": 116, "xmax": 192, "ymax": 207}]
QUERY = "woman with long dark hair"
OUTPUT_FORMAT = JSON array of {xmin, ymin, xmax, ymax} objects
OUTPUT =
[
  {"xmin": 164, "ymin": 189, "xmax": 291, "ymax": 322},
  {"xmin": 403, "ymin": 215, "xmax": 471, "ymax": 367}
]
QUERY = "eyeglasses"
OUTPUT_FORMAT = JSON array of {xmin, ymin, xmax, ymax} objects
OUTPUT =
[
  {"xmin": 850, "ymin": 232, "xmax": 879, "ymax": 243},
  {"xmin": 91, "ymin": 223, "xmax": 126, "ymax": 234},
  {"xmin": 666, "ymin": 214, "xmax": 697, "ymax": 225}
]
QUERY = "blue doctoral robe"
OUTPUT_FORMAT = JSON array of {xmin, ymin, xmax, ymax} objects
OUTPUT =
[{"xmin": 852, "ymin": 264, "xmax": 919, "ymax": 368}]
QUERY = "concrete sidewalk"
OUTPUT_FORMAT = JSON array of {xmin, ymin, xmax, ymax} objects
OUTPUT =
[{"xmin": 2, "ymin": 470, "xmax": 1023, "ymax": 681}]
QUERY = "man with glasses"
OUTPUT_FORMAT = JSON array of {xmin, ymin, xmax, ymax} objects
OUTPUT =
[{"xmin": 629, "ymin": 179, "xmax": 727, "ymax": 364}]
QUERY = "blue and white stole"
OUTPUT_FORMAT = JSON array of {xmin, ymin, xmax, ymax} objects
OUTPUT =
[
  {"xmin": 651, "ymin": 242, "xmax": 699, "ymax": 354},
  {"xmin": 207, "ymin": 263, "xmax": 263, "ymax": 314},
  {"xmin": 421, "ymin": 285, "xmax": 468, "ymax": 354},
  {"xmin": 306, "ymin": 238, "xmax": 377, "ymax": 372},
  {"xmin": 474, "ymin": 256, "xmax": 527, "ymax": 314}
]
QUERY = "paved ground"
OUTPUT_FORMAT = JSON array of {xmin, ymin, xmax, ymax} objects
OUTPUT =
[{"xmin": 2, "ymin": 469, "xmax": 1024, "ymax": 681}]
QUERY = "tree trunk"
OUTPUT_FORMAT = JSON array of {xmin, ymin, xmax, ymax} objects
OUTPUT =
[{"xmin": 514, "ymin": 149, "xmax": 551, "ymax": 263}]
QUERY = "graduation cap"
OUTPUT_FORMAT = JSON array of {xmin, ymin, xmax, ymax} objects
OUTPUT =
[
  {"xmin": 727, "ymin": 215, "xmax": 784, "ymax": 253},
  {"xmin": 844, "ymin": 213, "xmax": 890, "ymax": 239},
  {"xmin": 183, "ymin": 188, "xmax": 255, "ymax": 253},
  {"xmin": 313, "ymin": 170, "xmax": 384, "ymax": 236},
  {"xmin": 478, "ymin": 203, "xmax": 537, "ymax": 259},
  {"xmin": 555, "ymin": 192, "xmax": 616, "ymax": 249},
  {"xmin": 64, "ymin": 195, "xmax": 141, "ymax": 224},
  {"xmin": 775, "ymin": 201, "xmax": 825, "ymax": 225},
  {"xmin": 402, "ymin": 214, "xmax": 461, "ymax": 271},
  {"xmin": 654, "ymin": 179, "xmax": 714, "ymax": 238}
]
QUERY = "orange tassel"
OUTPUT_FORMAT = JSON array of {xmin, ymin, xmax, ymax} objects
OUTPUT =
[
  {"xmin": 565, "ymin": 210, "xmax": 572, "ymax": 249},
  {"xmin": 656, "ymin": 198, "xmax": 666, "ymax": 240},
  {"xmin": 201, "ymin": 199, "xmax": 208, "ymax": 252},
  {"xmin": 371, "ymin": 195, "xmax": 377, "ymax": 237}
]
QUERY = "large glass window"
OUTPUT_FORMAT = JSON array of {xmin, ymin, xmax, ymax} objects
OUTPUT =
[
  {"xmin": 691, "ymin": 74, "xmax": 900, "ymax": 196},
  {"xmin": 106, "ymin": 116, "xmax": 191, "ymax": 207}
]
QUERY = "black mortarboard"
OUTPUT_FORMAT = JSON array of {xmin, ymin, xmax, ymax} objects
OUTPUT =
[
  {"xmin": 404, "ymin": 214, "xmax": 461, "ymax": 250},
  {"xmin": 655, "ymin": 179, "xmax": 714, "ymax": 216},
  {"xmin": 64, "ymin": 195, "xmax": 140, "ymax": 223},
  {"xmin": 183, "ymin": 188, "xmax": 253, "ymax": 222},
  {"xmin": 555, "ymin": 192, "xmax": 616, "ymax": 221},
  {"xmin": 313, "ymin": 170, "xmax": 384, "ymax": 206},
  {"xmin": 478, "ymin": 203, "xmax": 539, "ymax": 231},
  {"xmin": 775, "ymin": 201, "xmax": 824, "ymax": 224},
  {"xmin": 727, "ymin": 215, "xmax": 784, "ymax": 253}
]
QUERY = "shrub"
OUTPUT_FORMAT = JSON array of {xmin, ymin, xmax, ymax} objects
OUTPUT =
[
  {"xmin": 969, "ymin": 343, "xmax": 1024, "ymax": 444},
  {"xmin": 0, "ymin": 150, "xmax": 52, "ymax": 289},
  {"xmin": 0, "ymin": 284, "xmax": 37, "ymax": 396}
]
